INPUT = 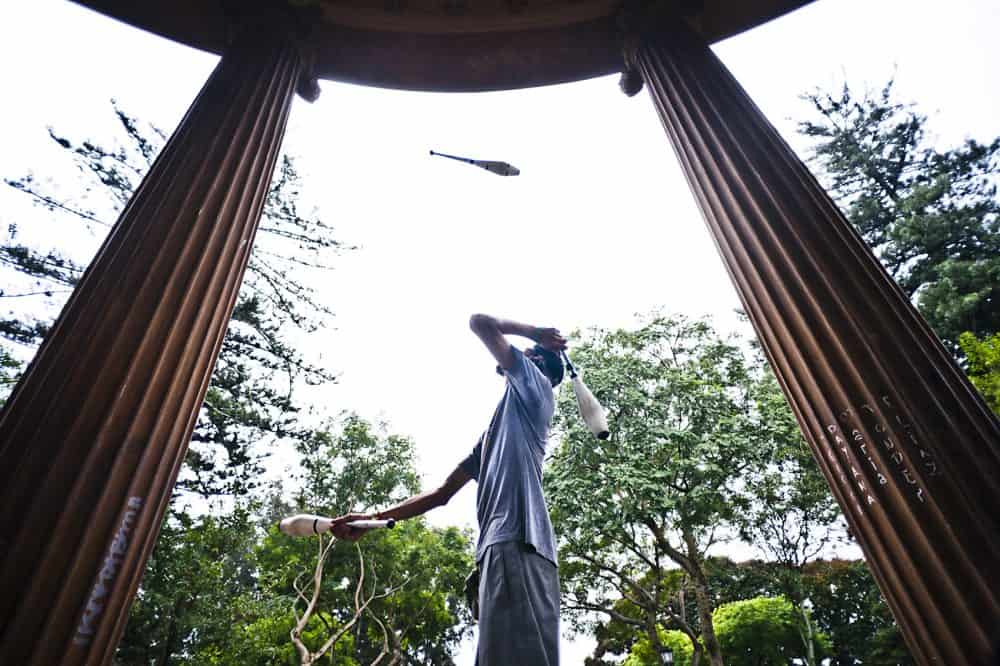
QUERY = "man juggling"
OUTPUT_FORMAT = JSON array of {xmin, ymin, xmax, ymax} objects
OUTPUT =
[{"xmin": 330, "ymin": 313, "xmax": 566, "ymax": 665}]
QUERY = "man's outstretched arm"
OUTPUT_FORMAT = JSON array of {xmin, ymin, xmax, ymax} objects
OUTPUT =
[
  {"xmin": 468, "ymin": 313, "xmax": 566, "ymax": 370},
  {"xmin": 329, "ymin": 464, "xmax": 472, "ymax": 541}
]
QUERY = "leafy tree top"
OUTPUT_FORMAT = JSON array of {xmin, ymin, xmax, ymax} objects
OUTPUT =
[{"xmin": 799, "ymin": 79, "xmax": 1000, "ymax": 347}]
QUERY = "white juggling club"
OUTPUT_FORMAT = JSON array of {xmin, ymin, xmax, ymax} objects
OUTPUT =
[
  {"xmin": 278, "ymin": 514, "xmax": 396, "ymax": 537},
  {"xmin": 561, "ymin": 351, "xmax": 610, "ymax": 440}
]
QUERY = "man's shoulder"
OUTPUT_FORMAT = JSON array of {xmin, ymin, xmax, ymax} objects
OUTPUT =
[{"xmin": 506, "ymin": 349, "xmax": 550, "ymax": 392}]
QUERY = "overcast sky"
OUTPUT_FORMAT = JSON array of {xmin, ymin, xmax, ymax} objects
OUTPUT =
[{"xmin": 1, "ymin": 0, "xmax": 998, "ymax": 661}]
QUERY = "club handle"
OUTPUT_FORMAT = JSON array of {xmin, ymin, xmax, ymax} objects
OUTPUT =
[
  {"xmin": 346, "ymin": 519, "xmax": 396, "ymax": 529},
  {"xmin": 561, "ymin": 350, "xmax": 577, "ymax": 378},
  {"xmin": 429, "ymin": 150, "xmax": 474, "ymax": 165}
]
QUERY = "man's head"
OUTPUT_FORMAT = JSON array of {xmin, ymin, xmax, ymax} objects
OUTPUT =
[{"xmin": 525, "ymin": 345, "xmax": 565, "ymax": 387}]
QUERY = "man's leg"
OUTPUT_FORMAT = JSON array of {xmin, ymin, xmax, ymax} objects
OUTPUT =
[{"xmin": 477, "ymin": 541, "xmax": 559, "ymax": 666}]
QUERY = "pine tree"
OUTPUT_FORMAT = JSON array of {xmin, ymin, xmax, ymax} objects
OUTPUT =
[
  {"xmin": 1, "ymin": 101, "xmax": 349, "ymax": 497},
  {"xmin": 798, "ymin": 79, "xmax": 1000, "ymax": 351}
]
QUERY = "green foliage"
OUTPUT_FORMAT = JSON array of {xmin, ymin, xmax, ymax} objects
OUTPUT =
[
  {"xmin": 623, "ymin": 629, "xmax": 697, "ymax": 666},
  {"xmin": 295, "ymin": 414, "xmax": 421, "ymax": 515},
  {"xmin": 583, "ymin": 571, "xmax": 688, "ymax": 662},
  {"xmin": 548, "ymin": 314, "xmax": 768, "ymax": 566},
  {"xmin": 712, "ymin": 596, "xmax": 829, "ymax": 666},
  {"xmin": 249, "ymin": 521, "xmax": 473, "ymax": 665},
  {"xmin": 261, "ymin": 414, "xmax": 472, "ymax": 663},
  {"xmin": 354, "ymin": 521, "xmax": 474, "ymax": 663},
  {"xmin": 548, "ymin": 313, "xmax": 781, "ymax": 664},
  {"xmin": 116, "ymin": 506, "xmax": 262, "ymax": 665},
  {"xmin": 800, "ymin": 559, "xmax": 911, "ymax": 665},
  {"xmin": 958, "ymin": 331, "xmax": 1000, "ymax": 414},
  {"xmin": 701, "ymin": 558, "xmax": 780, "ymax": 608},
  {"xmin": 595, "ymin": 557, "xmax": 913, "ymax": 666},
  {"xmin": 703, "ymin": 558, "xmax": 912, "ymax": 665},
  {"xmin": 799, "ymin": 78, "xmax": 1000, "ymax": 350},
  {"xmin": 117, "ymin": 415, "xmax": 475, "ymax": 665}
]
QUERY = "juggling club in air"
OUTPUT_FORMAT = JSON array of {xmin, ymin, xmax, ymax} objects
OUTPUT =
[
  {"xmin": 561, "ymin": 351, "xmax": 610, "ymax": 440},
  {"xmin": 278, "ymin": 514, "xmax": 396, "ymax": 537},
  {"xmin": 429, "ymin": 150, "xmax": 521, "ymax": 176}
]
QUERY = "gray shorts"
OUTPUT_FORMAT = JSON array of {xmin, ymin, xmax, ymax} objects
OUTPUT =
[{"xmin": 476, "ymin": 541, "xmax": 560, "ymax": 666}]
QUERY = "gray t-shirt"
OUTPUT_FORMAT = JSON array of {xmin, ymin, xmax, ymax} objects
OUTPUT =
[{"xmin": 460, "ymin": 346, "xmax": 558, "ymax": 566}]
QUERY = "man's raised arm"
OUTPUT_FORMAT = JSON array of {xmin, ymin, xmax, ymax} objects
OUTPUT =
[{"xmin": 468, "ymin": 313, "xmax": 566, "ymax": 370}]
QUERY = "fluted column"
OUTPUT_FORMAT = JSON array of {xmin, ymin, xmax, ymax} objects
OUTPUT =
[
  {"xmin": 626, "ymin": 12, "xmax": 1000, "ymax": 665},
  {"xmin": 0, "ymin": 21, "xmax": 310, "ymax": 666}
]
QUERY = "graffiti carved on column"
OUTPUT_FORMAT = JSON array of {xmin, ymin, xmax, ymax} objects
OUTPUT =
[
  {"xmin": 823, "ymin": 394, "xmax": 941, "ymax": 514},
  {"xmin": 73, "ymin": 496, "xmax": 144, "ymax": 646}
]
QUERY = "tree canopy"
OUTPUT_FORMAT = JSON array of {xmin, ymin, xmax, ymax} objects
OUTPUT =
[
  {"xmin": 958, "ymin": 331, "xmax": 1000, "ymax": 414},
  {"xmin": 799, "ymin": 79, "xmax": 1000, "ymax": 351},
  {"xmin": 118, "ymin": 415, "xmax": 475, "ymax": 665},
  {"xmin": 712, "ymin": 596, "xmax": 829, "ymax": 666},
  {"xmin": 548, "ymin": 314, "xmax": 793, "ymax": 665}
]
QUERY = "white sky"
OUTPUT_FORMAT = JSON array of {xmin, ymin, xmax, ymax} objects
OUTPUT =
[{"xmin": 1, "ymin": 0, "xmax": 998, "ymax": 662}]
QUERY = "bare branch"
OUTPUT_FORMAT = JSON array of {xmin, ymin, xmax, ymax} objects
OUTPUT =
[
  {"xmin": 3, "ymin": 179, "xmax": 112, "ymax": 227},
  {"xmin": 0, "ymin": 289, "xmax": 72, "ymax": 299},
  {"xmin": 564, "ymin": 602, "xmax": 645, "ymax": 628},
  {"xmin": 367, "ymin": 608, "xmax": 392, "ymax": 666}
]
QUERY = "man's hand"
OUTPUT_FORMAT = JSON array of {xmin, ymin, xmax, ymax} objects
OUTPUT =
[
  {"xmin": 533, "ymin": 327, "xmax": 567, "ymax": 353},
  {"xmin": 329, "ymin": 512, "xmax": 374, "ymax": 542}
]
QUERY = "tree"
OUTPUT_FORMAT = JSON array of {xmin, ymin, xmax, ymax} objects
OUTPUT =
[
  {"xmin": 605, "ymin": 557, "xmax": 911, "ymax": 666},
  {"xmin": 698, "ymin": 558, "xmax": 780, "ymax": 608},
  {"xmin": 624, "ymin": 629, "xmax": 698, "ymax": 666},
  {"xmin": 581, "ymin": 572, "xmax": 690, "ymax": 665},
  {"xmin": 736, "ymin": 368, "xmax": 848, "ymax": 665},
  {"xmin": 547, "ymin": 314, "xmax": 779, "ymax": 666},
  {"xmin": 274, "ymin": 521, "xmax": 474, "ymax": 666},
  {"xmin": 701, "ymin": 558, "xmax": 912, "ymax": 665},
  {"xmin": 800, "ymin": 559, "xmax": 911, "ymax": 666},
  {"xmin": 116, "ymin": 415, "xmax": 475, "ymax": 665},
  {"xmin": 249, "ymin": 415, "xmax": 474, "ymax": 665},
  {"xmin": 958, "ymin": 332, "xmax": 1000, "ymax": 414},
  {"xmin": 1, "ymin": 101, "xmax": 348, "ymax": 497},
  {"xmin": 293, "ymin": 414, "xmax": 421, "ymax": 516},
  {"xmin": 711, "ymin": 596, "xmax": 829, "ymax": 666},
  {"xmin": 289, "ymin": 537, "xmax": 406, "ymax": 666},
  {"xmin": 799, "ymin": 78, "xmax": 1000, "ymax": 350},
  {"xmin": 114, "ymin": 504, "xmax": 262, "ymax": 665},
  {"xmin": 623, "ymin": 597, "xmax": 830, "ymax": 666}
]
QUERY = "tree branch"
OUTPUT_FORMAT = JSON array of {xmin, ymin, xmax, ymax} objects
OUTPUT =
[{"xmin": 564, "ymin": 602, "xmax": 645, "ymax": 629}]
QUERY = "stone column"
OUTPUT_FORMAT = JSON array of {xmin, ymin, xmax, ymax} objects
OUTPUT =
[
  {"xmin": 624, "ymin": 11, "xmax": 1000, "ymax": 665},
  {"xmin": 0, "ymin": 19, "xmax": 315, "ymax": 666}
]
